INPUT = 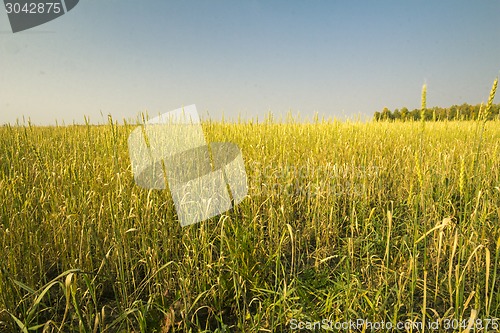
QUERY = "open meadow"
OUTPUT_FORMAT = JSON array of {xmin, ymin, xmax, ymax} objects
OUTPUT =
[{"xmin": 1, "ymin": 115, "xmax": 500, "ymax": 331}]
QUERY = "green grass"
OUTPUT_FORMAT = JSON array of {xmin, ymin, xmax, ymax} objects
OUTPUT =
[{"xmin": 1, "ymin": 112, "xmax": 500, "ymax": 331}]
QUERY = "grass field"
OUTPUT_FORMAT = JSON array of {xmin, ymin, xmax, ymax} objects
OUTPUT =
[{"xmin": 1, "ymin": 96, "xmax": 500, "ymax": 331}]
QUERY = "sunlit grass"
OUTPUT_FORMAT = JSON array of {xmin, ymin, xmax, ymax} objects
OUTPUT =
[{"xmin": 1, "ymin": 86, "xmax": 500, "ymax": 331}]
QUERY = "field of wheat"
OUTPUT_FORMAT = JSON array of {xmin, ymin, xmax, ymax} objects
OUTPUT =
[{"xmin": 1, "ymin": 85, "xmax": 500, "ymax": 332}]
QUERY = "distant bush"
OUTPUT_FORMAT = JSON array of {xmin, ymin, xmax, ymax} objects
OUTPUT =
[{"xmin": 374, "ymin": 102, "xmax": 500, "ymax": 121}]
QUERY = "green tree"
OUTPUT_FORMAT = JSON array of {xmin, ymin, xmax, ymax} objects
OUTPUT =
[
  {"xmin": 393, "ymin": 108, "xmax": 401, "ymax": 120},
  {"xmin": 381, "ymin": 107, "xmax": 392, "ymax": 120},
  {"xmin": 401, "ymin": 107, "xmax": 409, "ymax": 120}
]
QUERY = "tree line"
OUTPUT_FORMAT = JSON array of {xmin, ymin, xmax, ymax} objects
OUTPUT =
[{"xmin": 374, "ymin": 103, "xmax": 500, "ymax": 121}]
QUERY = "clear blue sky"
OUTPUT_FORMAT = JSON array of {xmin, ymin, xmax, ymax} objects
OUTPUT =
[{"xmin": 1, "ymin": 0, "xmax": 499, "ymax": 124}]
